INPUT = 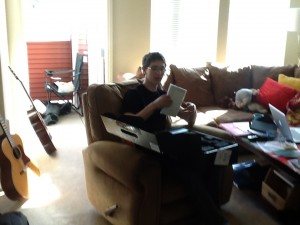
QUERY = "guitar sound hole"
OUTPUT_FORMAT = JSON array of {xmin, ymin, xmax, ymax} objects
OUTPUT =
[{"xmin": 13, "ymin": 147, "xmax": 21, "ymax": 159}]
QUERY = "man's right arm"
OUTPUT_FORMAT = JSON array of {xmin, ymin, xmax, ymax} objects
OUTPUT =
[
  {"xmin": 125, "ymin": 100, "xmax": 159, "ymax": 120},
  {"xmin": 123, "ymin": 92, "xmax": 172, "ymax": 121}
]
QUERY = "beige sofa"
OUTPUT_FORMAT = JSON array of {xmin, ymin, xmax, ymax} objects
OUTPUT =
[
  {"xmin": 163, "ymin": 63, "xmax": 299, "ymax": 133},
  {"xmin": 82, "ymin": 62, "xmax": 299, "ymax": 225}
]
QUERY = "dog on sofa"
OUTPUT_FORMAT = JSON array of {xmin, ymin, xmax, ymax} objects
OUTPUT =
[{"xmin": 235, "ymin": 88, "xmax": 267, "ymax": 114}]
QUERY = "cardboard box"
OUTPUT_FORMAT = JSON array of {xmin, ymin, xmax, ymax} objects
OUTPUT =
[{"xmin": 261, "ymin": 169, "xmax": 300, "ymax": 210}]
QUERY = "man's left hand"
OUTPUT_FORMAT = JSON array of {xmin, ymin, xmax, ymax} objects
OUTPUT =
[{"xmin": 178, "ymin": 102, "xmax": 197, "ymax": 126}]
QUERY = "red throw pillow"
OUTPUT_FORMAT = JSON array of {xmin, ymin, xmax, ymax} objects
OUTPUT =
[{"xmin": 256, "ymin": 77, "xmax": 297, "ymax": 113}]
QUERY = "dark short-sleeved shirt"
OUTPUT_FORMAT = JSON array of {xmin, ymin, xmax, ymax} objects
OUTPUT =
[{"xmin": 122, "ymin": 84, "xmax": 167, "ymax": 132}]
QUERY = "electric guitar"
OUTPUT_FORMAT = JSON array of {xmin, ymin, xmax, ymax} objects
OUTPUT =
[
  {"xmin": 8, "ymin": 66, "xmax": 56, "ymax": 154},
  {"xmin": 0, "ymin": 114, "xmax": 40, "ymax": 201}
]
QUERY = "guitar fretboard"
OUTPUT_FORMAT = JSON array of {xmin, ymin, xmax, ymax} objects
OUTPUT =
[
  {"xmin": 8, "ymin": 66, "xmax": 36, "ymax": 111},
  {"xmin": 0, "ymin": 114, "xmax": 20, "ymax": 158}
]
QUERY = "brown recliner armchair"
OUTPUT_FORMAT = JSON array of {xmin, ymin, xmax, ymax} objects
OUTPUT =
[{"xmin": 82, "ymin": 79, "xmax": 234, "ymax": 225}]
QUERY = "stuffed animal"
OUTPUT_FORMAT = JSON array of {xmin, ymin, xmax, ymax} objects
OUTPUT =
[{"xmin": 235, "ymin": 88, "xmax": 268, "ymax": 114}]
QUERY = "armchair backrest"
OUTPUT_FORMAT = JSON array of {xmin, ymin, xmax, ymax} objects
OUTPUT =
[
  {"xmin": 73, "ymin": 53, "xmax": 84, "ymax": 91},
  {"xmin": 83, "ymin": 79, "xmax": 141, "ymax": 145}
]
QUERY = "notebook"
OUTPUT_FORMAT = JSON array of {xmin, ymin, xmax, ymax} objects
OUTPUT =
[
  {"xmin": 160, "ymin": 84, "xmax": 187, "ymax": 116},
  {"xmin": 219, "ymin": 122, "xmax": 251, "ymax": 136},
  {"xmin": 269, "ymin": 104, "xmax": 300, "ymax": 143}
]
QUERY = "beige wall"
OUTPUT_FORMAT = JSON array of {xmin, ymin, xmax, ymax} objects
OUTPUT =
[
  {"xmin": 0, "ymin": 0, "xmax": 29, "ymax": 121},
  {"xmin": 285, "ymin": 0, "xmax": 300, "ymax": 65},
  {"xmin": 291, "ymin": 0, "xmax": 300, "ymax": 7},
  {"xmin": 0, "ymin": 64, "xmax": 3, "ymax": 117},
  {"xmin": 112, "ymin": 0, "xmax": 150, "ymax": 81},
  {"xmin": 0, "ymin": 0, "xmax": 6, "ymax": 117},
  {"xmin": 216, "ymin": 0, "xmax": 230, "ymax": 63}
]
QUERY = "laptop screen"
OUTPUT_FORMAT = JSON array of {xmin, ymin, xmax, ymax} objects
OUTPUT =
[{"xmin": 269, "ymin": 104, "xmax": 293, "ymax": 142}]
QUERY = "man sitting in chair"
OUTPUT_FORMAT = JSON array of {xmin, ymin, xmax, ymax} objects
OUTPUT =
[{"xmin": 122, "ymin": 52, "xmax": 229, "ymax": 225}]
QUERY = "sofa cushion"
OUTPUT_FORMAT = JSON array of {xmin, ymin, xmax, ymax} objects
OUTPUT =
[
  {"xmin": 251, "ymin": 65, "xmax": 297, "ymax": 89},
  {"xmin": 163, "ymin": 64, "xmax": 214, "ymax": 106},
  {"xmin": 256, "ymin": 78, "xmax": 297, "ymax": 113},
  {"xmin": 207, "ymin": 63, "xmax": 252, "ymax": 106},
  {"xmin": 170, "ymin": 111, "xmax": 217, "ymax": 128},
  {"xmin": 295, "ymin": 67, "xmax": 300, "ymax": 78},
  {"xmin": 278, "ymin": 74, "xmax": 300, "ymax": 91},
  {"xmin": 198, "ymin": 106, "xmax": 254, "ymax": 124}
]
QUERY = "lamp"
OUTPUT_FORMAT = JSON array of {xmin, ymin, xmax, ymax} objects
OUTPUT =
[{"xmin": 288, "ymin": 8, "xmax": 300, "ymax": 66}]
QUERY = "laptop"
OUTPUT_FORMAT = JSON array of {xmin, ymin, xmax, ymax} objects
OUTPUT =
[
  {"xmin": 101, "ymin": 114, "xmax": 238, "ymax": 155},
  {"xmin": 269, "ymin": 104, "xmax": 300, "ymax": 143}
]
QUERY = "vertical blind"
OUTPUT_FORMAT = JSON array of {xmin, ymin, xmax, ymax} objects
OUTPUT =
[{"xmin": 150, "ymin": 0, "xmax": 220, "ymax": 67}]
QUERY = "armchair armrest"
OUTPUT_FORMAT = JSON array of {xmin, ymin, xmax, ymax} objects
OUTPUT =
[
  {"xmin": 85, "ymin": 141, "xmax": 161, "ymax": 190},
  {"xmin": 83, "ymin": 141, "xmax": 162, "ymax": 225}
]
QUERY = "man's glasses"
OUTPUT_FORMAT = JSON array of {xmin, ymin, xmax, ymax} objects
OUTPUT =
[{"xmin": 147, "ymin": 66, "xmax": 166, "ymax": 73}]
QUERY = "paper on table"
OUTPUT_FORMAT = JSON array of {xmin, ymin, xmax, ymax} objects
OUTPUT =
[
  {"xmin": 256, "ymin": 141, "xmax": 298, "ymax": 153},
  {"xmin": 289, "ymin": 158, "xmax": 300, "ymax": 170},
  {"xmin": 161, "ymin": 84, "xmax": 187, "ymax": 116},
  {"xmin": 274, "ymin": 149, "xmax": 300, "ymax": 158}
]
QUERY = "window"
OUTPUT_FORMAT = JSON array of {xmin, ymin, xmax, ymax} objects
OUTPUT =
[
  {"xmin": 150, "ymin": 0, "xmax": 220, "ymax": 67},
  {"xmin": 24, "ymin": 0, "xmax": 85, "ymax": 41},
  {"xmin": 226, "ymin": 0, "xmax": 289, "ymax": 66},
  {"xmin": 24, "ymin": 0, "xmax": 109, "ymax": 84},
  {"xmin": 151, "ymin": 0, "xmax": 290, "ymax": 66}
]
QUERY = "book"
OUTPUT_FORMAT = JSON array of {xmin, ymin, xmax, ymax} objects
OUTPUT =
[
  {"xmin": 219, "ymin": 122, "xmax": 251, "ymax": 136},
  {"xmin": 161, "ymin": 84, "xmax": 187, "ymax": 116}
]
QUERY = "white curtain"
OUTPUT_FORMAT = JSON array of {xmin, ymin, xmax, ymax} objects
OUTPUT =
[
  {"xmin": 86, "ymin": 0, "xmax": 109, "ymax": 84},
  {"xmin": 0, "ymin": 0, "xmax": 10, "ymax": 117}
]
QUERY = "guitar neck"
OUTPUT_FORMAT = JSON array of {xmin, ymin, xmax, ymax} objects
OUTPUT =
[
  {"xmin": 0, "ymin": 114, "xmax": 17, "ymax": 150},
  {"xmin": 8, "ymin": 66, "xmax": 57, "ymax": 155},
  {"xmin": 8, "ymin": 66, "xmax": 36, "ymax": 110}
]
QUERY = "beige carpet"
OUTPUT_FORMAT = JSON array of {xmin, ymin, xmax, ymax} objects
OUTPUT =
[
  {"xmin": 0, "ymin": 111, "xmax": 297, "ymax": 225},
  {"xmin": 0, "ymin": 111, "xmax": 110, "ymax": 225}
]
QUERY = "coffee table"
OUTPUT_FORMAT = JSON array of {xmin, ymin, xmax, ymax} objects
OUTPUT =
[
  {"xmin": 235, "ymin": 136, "xmax": 300, "ymax": 211},
  {"xmin": 235, "ymin": 136, "xmax": 300, "ymax": 180}
]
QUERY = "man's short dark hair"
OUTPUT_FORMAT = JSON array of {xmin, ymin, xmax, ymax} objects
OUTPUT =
[{"xmin": 142, "ymin": 52, "xmax": 166, "ymax": 69}]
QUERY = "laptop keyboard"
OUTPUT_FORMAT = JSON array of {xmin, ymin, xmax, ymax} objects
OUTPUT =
[
  {"xmin": 290, "ymin": 128, "xmax": 300, "ymax": 142},
  {"xmin": 200, "ymin": 134, "xmax": 235, "ymax": 152}
]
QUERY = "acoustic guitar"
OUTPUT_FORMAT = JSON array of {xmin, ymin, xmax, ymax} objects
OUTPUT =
[
  {"xmin": 0, "ymin": 114, "xmax": 40, "ymax": 201},
  {"xmin": 8, "ymin": 66, "xmax": 56, "ymax": 154}
]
